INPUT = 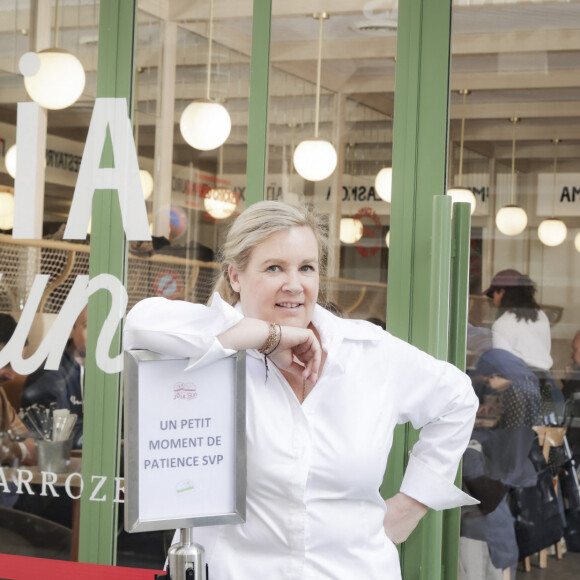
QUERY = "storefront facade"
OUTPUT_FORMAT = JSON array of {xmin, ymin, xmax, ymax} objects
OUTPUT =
[{"xmin": 1, "ymin": 0, "xmax": 579, "ymax": 577}]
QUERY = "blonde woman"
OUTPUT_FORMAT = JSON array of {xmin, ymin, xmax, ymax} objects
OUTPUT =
[{"xmin": 125, "ymin": 201, "xmax": 478, "ymax": 580}]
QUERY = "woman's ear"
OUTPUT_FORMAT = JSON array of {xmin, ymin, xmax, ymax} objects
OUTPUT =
[{"xmin": 228, "ymin": 265, "xmax": 241, "ymax": 293}]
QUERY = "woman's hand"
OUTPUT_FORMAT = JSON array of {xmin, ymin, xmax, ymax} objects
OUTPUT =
[
  {"xmin": 267, "ymin": 325, "xmax": 321, "ymax": 384},
  {"xmin": 218, "ymin": 318, "xmax": 322, "ymax": 384},
  {"xmin": 383, "ymin": 493, "xmax": 429, "ymax": 545}
]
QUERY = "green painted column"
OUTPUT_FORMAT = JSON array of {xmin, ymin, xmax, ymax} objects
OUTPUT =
[
  {"xmin": 245, "ymin": 0, "xmax": 272, "ymax": 206},
  {"xmin": 78, "ymin": 0, "xmax": 136, "ymax": 564},
  {"xmin": 442, "ymin": 201, "xmax": 472, "ymax": 580},
  {"xmin": 382, "ymin": 0, "xmax": 454, "ymax": 579}
]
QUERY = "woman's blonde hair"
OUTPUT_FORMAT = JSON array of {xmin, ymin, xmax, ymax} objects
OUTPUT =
[{"xmin": 213, "ymin": 200, "xmax": 328, "ymax": 306}]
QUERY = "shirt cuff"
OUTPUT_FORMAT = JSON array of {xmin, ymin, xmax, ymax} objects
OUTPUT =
[
  {"xmin": 400, "ymin": 453, "xmax": 479, "ymax": 511},
  {"xmin": 184, "ymin": 337, "xmax": 237, "ymax": 371}
]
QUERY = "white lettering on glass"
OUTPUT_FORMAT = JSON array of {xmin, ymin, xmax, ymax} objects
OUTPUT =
[
  {"xmin": 0, "ymin": 273, "xmax": 127, "ymax": 375},
  {"xmin": 63, "ymin": 97, "xmax": 151, "ymax": 241}
]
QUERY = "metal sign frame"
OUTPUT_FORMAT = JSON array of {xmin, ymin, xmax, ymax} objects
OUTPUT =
[{"xmin": 123, "ymin": 349, "xmax": 246, "ymax": 533}]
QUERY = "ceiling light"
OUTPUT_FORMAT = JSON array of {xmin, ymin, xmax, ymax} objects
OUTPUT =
[
  {"xmin": 496, "ymin": 205, "xmax": 528, "ymax": 236},
  {"xmin": 21, "ymin": 49, "xmax": 85, "ymax": 110},
  {"xmin": 447, "ymin": 89, "xmax": 476, "ymax": 215},
  {"xmin": 385, "ymin": 230, "xmax": 390, "ymax": 248},
  {"xmin": 293, "ymin": 13, "xmax": 337, "ymax": 182},
  {"xmin": 0, "ymin": 191, "xmax": 15, "ymax": 230},
  {"xmin": 140, "ymin": 169, "xmax": 154, "ymax": 200},
  {"xmin": 340, "ymin": 218, "xmax": 363, "ymax": 244},
  {"xmin": 538, "ymin": 218, "xmax": 567, "ymax": 247},
  {"xmin": 204, "ymin": 188, "xmax": 237, "ymax": 220},
  {"xmin": 204, "ymin": 146, "xmax": 237, "ymax": 219},
  {"xmin": 294, "ymin": 139, "xmax": 337, "ymax": 182},
  {"xmin": 134, "ymin": 73, "xmax": 154, "ymax": 200},
  {"xmin": 448, "ymin": 188, "xmax": 476, "ymax": 214},
  {"xmin": 180, "ymin": 100, "xmax": 231, "ymax": 151},
  {"xmin": 19, "ymin": 2, "xmax": 85, "ymax": 110},
  {"xmin": 4, "ymin": 145, "xmax": 17, "ymax": 178},
  {"xmin": 575, "ymin": 233, "xmax": 580, "ymax": 253},
  {"xmin": 496, "ymin": 117, "xmax": 527, "ymax": 236},
  {"xmin": 538, "ymin": 139, "xmax": 566, "ymax": 247},
  {"xmin": 179, "ymin": 0, "xmax": 231, "ymax": 151},
  {"xmin": 375, "ymin": 167, "xmax": 392, "ymax": 202}
]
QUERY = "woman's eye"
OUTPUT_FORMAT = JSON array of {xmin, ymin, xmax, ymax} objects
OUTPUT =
[
  {"xmin": 267, "ymin": 265, "xmax": 279, "ymax": 272},
  {"xmin": 301, "ymin": 264, "xmax": 315, "ymax": 272}
]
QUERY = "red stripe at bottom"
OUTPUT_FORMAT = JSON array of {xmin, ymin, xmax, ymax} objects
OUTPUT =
[{"xmin": 0, "ymin": 555, "xmax": 166, "ymax": 580}]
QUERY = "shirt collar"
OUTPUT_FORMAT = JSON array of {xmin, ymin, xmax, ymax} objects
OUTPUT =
[{"xmin": 311, "ymin": 304, "xmax": 383, "ymax": 350}]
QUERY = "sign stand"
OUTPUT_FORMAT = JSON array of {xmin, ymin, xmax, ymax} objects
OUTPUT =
[
  {"xmin": 166, "ymin": 528, "xmax": 207, "ymax": 580},
  {"xmin": 124, "ymin": 350, "xmax": 246, "ymax": 580}
]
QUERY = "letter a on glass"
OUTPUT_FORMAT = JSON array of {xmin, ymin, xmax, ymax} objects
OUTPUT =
[{"xmin": 64, "ymin": 98, "xmax": 151, "ymax": 240}]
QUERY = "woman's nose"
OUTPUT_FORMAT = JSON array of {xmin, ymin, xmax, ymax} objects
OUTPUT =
[{"xmin": 282, "ymin": 271, "xmax": 302, "ymax": 292}]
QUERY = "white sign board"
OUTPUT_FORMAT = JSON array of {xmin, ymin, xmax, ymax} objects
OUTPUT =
[
  {"xmin": 537, "ymin": 173, "xmax": 580, "ymax": 216},
  {"xmin": 124, "ymin": 350, "xmax": 246, "ymax": 533}
]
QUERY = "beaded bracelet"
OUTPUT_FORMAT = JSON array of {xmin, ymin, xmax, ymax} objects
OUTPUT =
[{"xmin": 258, "ymin": 322, "xmax": 281, "ymax": 355}]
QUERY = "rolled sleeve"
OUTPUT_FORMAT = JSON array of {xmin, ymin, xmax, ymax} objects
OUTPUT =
[
  {"xmin": 401, "ymin": 453, "xmax": 478, "ymax": 510},
  {"xmin": 392, "ymin": 339, "xmax": 479, "ymax": 510}
]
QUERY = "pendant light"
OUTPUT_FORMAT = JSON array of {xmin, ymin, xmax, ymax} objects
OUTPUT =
[
  {"xmin": 19, "ymin": 0, "xmax": 85, "ymax": 110},
  {"xmin": 538, "ymin": 139, "xmax": 567, "ymax": 247},
  {"xmin": 293, "ymin": 13, "xmax": 337, "ymax": 182},
  {"xmin": 0, "ymin": 190, "xmax": 14, "ymax": 230},
  {"xmin": 4, "ymin": 145, "xmax": 17, "ymax": 178},
  {"xmin": 447, "ymin": 89, "xmax": 476, "ymax": 214},
  {"xmin": 339, "ymin": 218, "xmax": 363, "ymax": 244},
  {"xmin": 180, "ymin": 0, "xmax": 231, "ymax": 151},
  {"xmin": 495, "ymin": 117, "xmax": 528, "ymax": 236},
  {"xmin": 204, "ymin": 146, "xmax": 237, "ymax": 219},
  {"xmin": 375, "ymin": 167, "xmax": 392, "ymax": 202},
  {"xmin": 135, "ymin": 72, "xmax": 154, "ymax": 200}
]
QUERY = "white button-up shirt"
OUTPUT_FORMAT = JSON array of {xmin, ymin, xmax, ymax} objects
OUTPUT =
[{"xmin": 125, "ymin": 294, "xmax": 478, "ymax": 580}]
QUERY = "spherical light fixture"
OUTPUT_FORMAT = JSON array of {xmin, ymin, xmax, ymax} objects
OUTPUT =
[
  {"xmin": 339, "ymin": 218, "xmax": 363, "ymax": 244},
  {"xmin": 539, "ymin": 140, "xmax": 566, "ymax": 247},
  {"xmin": 538, "ymin": 218, "xmax": 567, "ymax": 247},
  {"xmin": 385, "ymin": 230, "xmax": 391, "ymax": 248},
  {"xmin": 293, "ymin": 139, "xmax": 337, "ymax": 182},
  {"xmin": 180, "ymin": 100, "xmax": 231, "ymax": 151},
  {"xmin": 293, "ymin": 13, "xmax": 337, "ymax": 182},
  {"xmin": 375, "ymin": 167, "xmax": 392, "ymax": 202},
  {"xmin": 4, "ymin": 145, "xmax": 17, "ymax": 178},
  {"xmin": 0, "ymin": 191, "xmax": 15, "ymax": 230},
  {"xmin": 204, "ymin": 188, "xmax": 237, "ymax": 220},
  {"xmin": 495, "ymin": 205, "xmax": 528, "ymax": 236},
  {"xmin": 21, "ymin": 49, "xmax": 85, "ymax": 110},
  {"xmin": 139, "ymin": 169, "xmax": 154, "ymax": 200},
  {"xmin": 447, "ymin": 187, "xmax": 476, "ymax": 215},
  {"xmin": 447, "ymin": 90, "xmax": 477, "ymax": 215},
  {"xmin": 179, "ymin": 0, "xmax": 232, "ymax": 151},
  {"xmin": 575, "ymin": 233, "xmax": 580, "ymax": 253},
  {"xmin": 495, "ymin": 117, "xmax": 527, "ymax": 236}
]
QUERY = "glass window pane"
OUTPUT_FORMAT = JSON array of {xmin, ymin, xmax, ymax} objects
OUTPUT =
[
  {"xmin": 452, "ymin": 2, "xmax": 580, "ymax": 575},
  {"xmin": 267, "ymin": 4, "xmax": 395, "ymax": 323}
]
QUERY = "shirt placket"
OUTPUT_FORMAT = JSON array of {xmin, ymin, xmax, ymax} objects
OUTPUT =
[{"xmin": 284, "ymin": 404, "xmax": 313, "ymax": 579}]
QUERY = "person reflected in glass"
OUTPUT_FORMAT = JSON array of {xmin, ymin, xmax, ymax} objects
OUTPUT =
[
  {"xmin": 124, "ymin": 201, "xmax": 478, "ymax": 580},
  {"xmin": 0, "ymin": 314, "xmax": 37, "ymax": 507},
  {"xmin": 20, "ymin": 307, "xmax": 87, "ymax": 449},
  {"xmin": 484, "ymin": 269, "xmax": 561, "ymax": 422}
]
